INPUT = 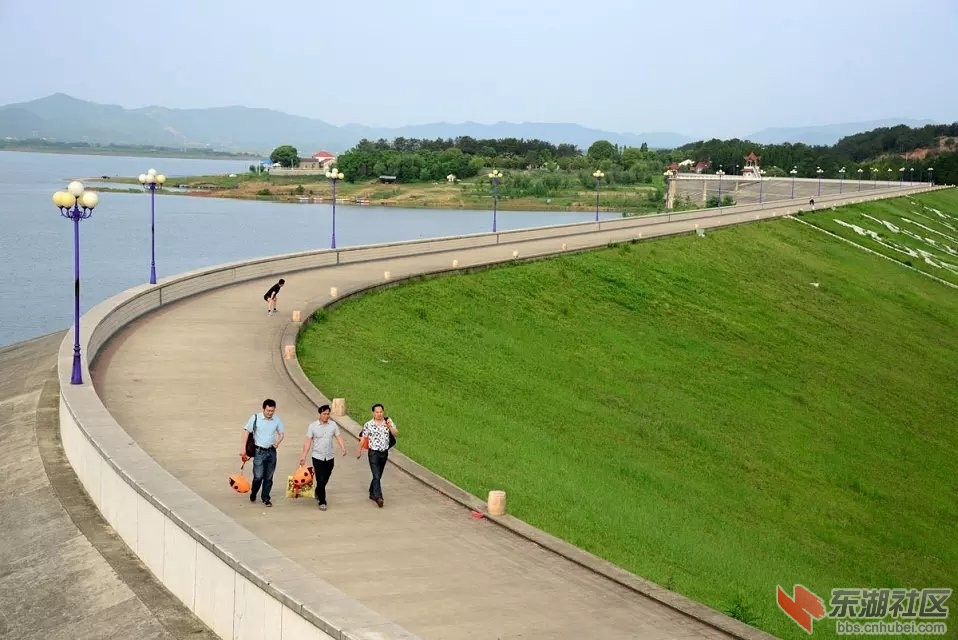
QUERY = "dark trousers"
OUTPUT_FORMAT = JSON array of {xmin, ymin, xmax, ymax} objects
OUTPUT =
[
  {"xmin": 367, "ymin": 449, "xmax": 388, "ymax": 499},
  {"xmin": 311, "ymin": 457, "xmax": 335, "ymax": 505},
  {"xmin": 251, "ymin": 447, "xmax": 277, "ymax": 502}
]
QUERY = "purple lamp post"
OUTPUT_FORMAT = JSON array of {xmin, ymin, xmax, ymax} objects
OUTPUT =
[
  {"xmin": 838, "ymin": 167, "xmax": 845, "ymax": 194},
  {"xmin": 789, "ymin": 167, "xmax": 797, "ymax": 198},
  {"xmin": 53, "ymin": 182, "xmax": 99, "ymax": 385},
  {"xmin": 326, "ymin": 167, "xmax": 344, "ymax": 248},
  {"xmin": 592, "ymin": 169, "xmax": 605, "ymax": 222},
  {"xmin": 857, "ymin": 168, "xmax": 863, "ymax": 191},
  {"xmin": 138, "ymin": 168, "xmax": 166, "ymax": 284},
  {"xmin": 488, "ymin": 169, "xmax": 502, "ymax": 232}
]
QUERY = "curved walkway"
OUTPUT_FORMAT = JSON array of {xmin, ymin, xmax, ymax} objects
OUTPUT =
[
  {"xmin": 0, "ymin": 334, "xmax": 216, "ymax": 640},
  {"xmin": 83, "ymin": 187, "xmax": 936, "ymax": 639}
]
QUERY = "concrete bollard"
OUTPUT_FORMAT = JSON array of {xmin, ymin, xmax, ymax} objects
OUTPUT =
[
  {"xmin": 292, "ymin": 309, "xmax": 302, "ymax": 322},
  {"xmin": 330, "ymin": 286, "xmax": 338, "ymax": 298},
  {"xmin": 512, "ymin": 250, "xmax": 519, "ymax": 258},
  {"xmin": 452, "ymin": 259, "xmax": 459, "ymax": 268},
  {"xmin": 283, "ymin": 345, "xmax": 295, "ymax": 360},
  {"xmin": 331, "ymin": 398, "xmax": 346, "ymax": 416},
  {"xmin": 561, "ymin": 243, "xmax": 567, "ymax": 250},
  {"xmin": 487, "ymin": 490, "xmax": 507, "ymax": 516},
  {"xmin": 384, "ymin": 270, "xmax": 391, "ymax": 280}
]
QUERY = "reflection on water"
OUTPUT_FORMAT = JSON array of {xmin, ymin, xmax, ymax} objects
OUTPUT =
[{"xmin": 0, "ymin": 151, "xmax": 621, "ymax": 346}]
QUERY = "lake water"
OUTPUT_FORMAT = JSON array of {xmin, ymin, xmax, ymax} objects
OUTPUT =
[{"xmin": 0, "ymin": 151, "xmax": 619, "ymax": 346}]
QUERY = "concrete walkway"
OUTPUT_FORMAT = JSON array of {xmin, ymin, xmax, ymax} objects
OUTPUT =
[
  {"xmin": 88, "ymin": 213, "xmax": 808, "ymax": 640},
  {"xmin": 0, "ymin": 334, "xmax": 216, "ymax": 640}
]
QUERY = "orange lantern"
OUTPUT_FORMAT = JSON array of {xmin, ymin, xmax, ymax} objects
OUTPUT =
[{"xmin": 229, "ymin": 474, "xmax": 250, "ymax": 493}]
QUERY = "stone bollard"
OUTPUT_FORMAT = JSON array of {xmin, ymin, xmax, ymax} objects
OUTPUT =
[
  {"xmin": 561, "ymin": 243, "xmax": 567, "ymax": 250},
  {"xmin": 384, "ymin": 270, "xmax": 391, "ymax": 280},
  {"xmin": 512, "ymin": 250, "xmax": 519, "ymax": 258},
  {"xmin": 283, "ymin": 345, "xmax": 295, "ymax": 360},
  {"xmin": 331, "ymin": 398, "xmax": 346, "ymax": 416},
  {"xmin": 330, "ymin": 286, "xmax": 338, "ymax": 298},
  {"xmin": 452, "ymin": 259, "xmax": 459, "ymax": 268},
  {"xmin": 487, "ymin": 490, "xmax": 507, "ymax": 516},
  {"xmin": 292, "ymin": 309, "xmax": 302, "ymax": 322}
]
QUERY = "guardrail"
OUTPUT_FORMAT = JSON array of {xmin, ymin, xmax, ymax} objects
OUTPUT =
[{"xmin": 56, "ymin": 184, "xmax": 944, "ymax": 639}]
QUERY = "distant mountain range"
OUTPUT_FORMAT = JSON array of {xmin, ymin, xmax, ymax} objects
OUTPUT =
[
  {"xmin": 743, "ymin": 118, "xmax": 938, "ymax": 145},
  {"xmin": 0, "ymin": 93, "xmax": 942, "ymax": 154}
]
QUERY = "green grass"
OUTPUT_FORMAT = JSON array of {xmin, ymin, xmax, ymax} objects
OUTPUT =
[
  {"xmin": 800, "ymin": 190, "xmax": 958, "ymax": 286},
  {"xmin": 298, "ymin": 191, "xmax": 958, "ymax": 639}
]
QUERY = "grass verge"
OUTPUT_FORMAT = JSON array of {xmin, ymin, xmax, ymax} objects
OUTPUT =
[{"xmin": 298, "ymin": 191, "xmax": 958, "ymax": 638}]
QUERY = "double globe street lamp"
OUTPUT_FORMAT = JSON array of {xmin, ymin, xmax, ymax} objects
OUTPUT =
[
  {"xmin": 52, "ymin": 181, "xmax": 99, "ymax": 385},
  {"xmin": 488, "ymin": 169, "xmax": 503, "ymax": 232},
  {"xmin": 326, "ymin": 167, "xmax": 344, "ymax": 248},
  {"xmin": 789, "ymin": 167, "xmax": 798, "ymax": 199},
  {"xmin": 716, "ymin": 169, "xmax": 725, "ymax": 204},
  {"xmin": 857, "ymin": 168, "xmax": 863, "ymax": 191},
  {"xmin": 838, "ymin": 167, "xmax": 846, "ymax": 194},
  {"xmin": 138, "ymin": 168, "xmax": 166, "ymax": 284},
  {"xmin": 816, "ymin": 167, "xmax": 824, "ymax": 196},
  {"xmin": 592, "ymin": 169, "xmax": 605, "ymax": 222}
]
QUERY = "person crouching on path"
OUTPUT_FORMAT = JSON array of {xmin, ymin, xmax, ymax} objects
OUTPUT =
[
  {"xmin": 299, "ymin": 404, "xmax": 347, "ymax": 511},
  {"xmin": 242, "ymin": 398, "xmax": 285, "ymax": 507},
  {"xmin": 263, "ymin": 278, "xmax": 285, "ymax": 315},
  {"xmin": 356, "ymin": 403, "xmax": 398, "ymax": 508}
]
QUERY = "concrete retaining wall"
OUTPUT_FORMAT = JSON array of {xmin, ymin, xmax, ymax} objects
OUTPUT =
[{"xmin": 57, "ymin": 184, "xmax": 944, "ymax": 640}]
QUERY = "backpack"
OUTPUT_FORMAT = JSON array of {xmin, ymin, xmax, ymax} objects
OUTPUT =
[{"xmin": 244, "ymin": 414, "xmax": 258, "ymax": 458}]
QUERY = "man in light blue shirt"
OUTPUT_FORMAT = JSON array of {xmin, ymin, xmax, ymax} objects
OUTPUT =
[{"xmin": 241, "ymin": 398, "xmax": 285, "ymax": 506}]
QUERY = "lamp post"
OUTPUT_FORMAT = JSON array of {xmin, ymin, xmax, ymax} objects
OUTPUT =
[
  {"xmin": 857, "ymin": 168, "xmax": 863, "ymax": 191},
  {"xmin": 789, "ymin": 167, "xmax": 798, "ymax": 199},
  {"xmin": 816, "ymin": 167, "xmax": 823, "ymax": 196},
  {"xmin": 663, "ymin": 170, "xmax": 673, "ymax": 218},
  {"xmin": 716, "ymin": 169, "xmax": 725, "ymax": 205},
  {"xmin": 592, "ymin": 169, "xmax": 605, "ymax": 222},
  {"xmin": 899, "ymin": 167, "xmax": 905, "ymax": 186},
  {"xmin": 488, "ymin": 169, "xmax": 502, "ymax": 232},
  {"xmin": 758, "ymin": 169, "xmax": 766, "ymax": 203},
  {"xmin": 887, "ymin": 168, "xmax": 892, "ymax": 187},
  {"xmin": 928, "ymin": 167, "xmax": 934, "ymax": 185},
  {"xmin": 53, "ymin": 181, "xmax": 99, "ymax": 385},
  {"xmin": 138, "ymin": 168, "xmax": 166, "ymax": 284},
  {"xmin": 838, "ymin": 167, "xmax": 845, "ymax": 194},
  {"xmin": 910, "ymin": 167, "xmax": 914, "ymax": 185},
  {"xmin": 872, "ymin": 167, "xmax": 878, "ymax": 189},
  {"xmin": 325, "ymin": 167, "xmax": 344, "ymax": 248}
]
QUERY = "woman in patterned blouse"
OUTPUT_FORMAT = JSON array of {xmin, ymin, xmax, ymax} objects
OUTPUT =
[{"xmin": 357, "ymin": 403, "xmax": 399, "ymax": 507}]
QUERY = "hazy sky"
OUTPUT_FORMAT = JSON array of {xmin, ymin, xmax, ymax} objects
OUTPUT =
[{"xmin": 2, "ymin": 0, "xmax": 956, "ymax": 138}]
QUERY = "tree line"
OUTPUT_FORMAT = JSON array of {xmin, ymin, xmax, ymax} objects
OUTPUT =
[{"xmin": 269, "ymin": 121, "xmax": 958, "ymax": 187}]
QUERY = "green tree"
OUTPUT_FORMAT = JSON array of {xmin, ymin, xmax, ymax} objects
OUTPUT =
[
  {"xmin": 587, "ymin": 140, "xmax": 618, "ymax": 164},
  {"xmin": 270, "ymin": 145, "xmax": 299, "ymax": 168}
]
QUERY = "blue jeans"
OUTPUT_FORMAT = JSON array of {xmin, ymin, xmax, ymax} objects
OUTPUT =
[
  {"xmin": 251, "ymin": 447, "xmax": 277, "ymax": 502},
  {"xmin": 367, "ymin": 449, "xmax": 388, "ymax": 499}
]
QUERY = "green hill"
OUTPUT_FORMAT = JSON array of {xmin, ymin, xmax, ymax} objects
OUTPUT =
[{"xmin": 298, "ymin": 190, "xmax": 958, "ymax": 639}]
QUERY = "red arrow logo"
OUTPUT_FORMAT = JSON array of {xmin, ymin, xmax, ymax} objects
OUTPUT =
[{"xmin": 777, "ymin": 584, "xmax": 826, "ymax": 634}]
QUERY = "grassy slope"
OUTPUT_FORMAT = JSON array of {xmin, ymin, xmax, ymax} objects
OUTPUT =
[{"xmin": 298, "ymin": 191, "xmax": 958, "ymax": 638}]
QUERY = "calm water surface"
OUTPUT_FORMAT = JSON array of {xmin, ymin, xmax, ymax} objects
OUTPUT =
[{"xmin": 0, "ymin": 151, "xmax": 618, "ymax": 346}]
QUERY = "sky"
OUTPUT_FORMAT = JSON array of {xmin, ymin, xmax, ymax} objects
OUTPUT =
[{"xmin": 1, "ymin": 0, "xmax": 956, "ymax": 139}]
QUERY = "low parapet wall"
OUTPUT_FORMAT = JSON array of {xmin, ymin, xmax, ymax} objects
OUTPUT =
[{"xmin": 56, "ymin": 185, "xmax": 942, "ymax": 640}]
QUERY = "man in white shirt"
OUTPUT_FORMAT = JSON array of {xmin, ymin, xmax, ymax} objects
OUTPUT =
[{"xmin": 299, "ymin": 404, "xmax": 347, "ymax": 510}]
